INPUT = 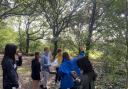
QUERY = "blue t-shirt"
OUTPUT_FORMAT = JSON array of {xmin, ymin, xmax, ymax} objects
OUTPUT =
[
  {"xmin": 58, "ymin": 59, "xmax": 74, "ymax": 89},
  {"xmin": 70, "ymin": 51, "xmax": 85, "ymax": 76}
]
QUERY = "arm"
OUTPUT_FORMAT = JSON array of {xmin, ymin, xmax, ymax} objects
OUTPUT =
[
  {"xmin": 31, "ymin": 61, "xmax": 35, "ymax": 72},
  {"xmin": 58, "ymin": 67, "xmax": 65, "ymax": 77},
  {"xmin": 16, "ymin": 56, "xmax": 22, "ymax": 66}
]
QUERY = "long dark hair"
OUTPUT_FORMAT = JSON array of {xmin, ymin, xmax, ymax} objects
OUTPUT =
[
  {"xmin": 77, "ymin": 56, "xmax": 93, "ymax": 74},
  {"xmin": 62, "ymin": 52, "xmax": 70, "ymax": 62},
  {"xmin": 1, "ymin": 44, "xmax": 17, "ymax": 65}
]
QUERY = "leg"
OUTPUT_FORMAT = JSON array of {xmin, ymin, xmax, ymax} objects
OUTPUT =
[
  {"xmin": 41, "ymin": 71, "xmax": 49, "ymax": 89},
  {"xmin": 55, "ymin": 67, "xmax": 58, "ymax": 83},
  {"xmin": 32, "ymin": 80, "xmax": 40, "ymax": 89},
  {"xmin": 40, "ymin": 71, "xmax": 44, "ymax": 88}
]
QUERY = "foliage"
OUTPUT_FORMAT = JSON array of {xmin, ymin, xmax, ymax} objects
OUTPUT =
[
  {"xmin": 16, "ymin": 30, "xmax": 44, "ymax": 54},
  {"xmin": 0, "ymin": 27, "xmax": 18, "ymax": 52}
]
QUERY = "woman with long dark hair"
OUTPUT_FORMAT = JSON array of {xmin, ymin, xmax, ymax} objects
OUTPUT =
[
  {"xmin": 77, "ymin": 56, "xmax": 96, "ymax": 89},
  {"xmin": 1, "ymin": 44, "xmax": 21, "ymax": 89},
  {"xmin": 58, "ymin": 52, "xmax": 76, "ymax": 89}
]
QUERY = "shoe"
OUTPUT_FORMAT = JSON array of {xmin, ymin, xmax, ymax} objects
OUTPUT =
[{"xmin": 40, "ymin": 85, "xmax": 44, "ymax": 89}]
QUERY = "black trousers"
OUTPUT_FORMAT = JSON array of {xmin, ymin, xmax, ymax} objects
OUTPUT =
[{"xmin": 55, "ymin": 67, "xmax": 61, "ymax": 83}]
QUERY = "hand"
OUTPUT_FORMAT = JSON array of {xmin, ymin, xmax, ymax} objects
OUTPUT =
[
  {"xmin": 12, "ymin": 87, "xmax": 17, "ymax": 89},
  {"xmin": 48, "ymin": 64, "xmax": 51, "ymax": 66},
  {"xmin": 71, "ymin": 71, "xmax": 77, "ymax": 78},
  {"xmin": 71, "ymin": 71, "xmax": 76, "ymax": 74},
  {"xmin": 18, "ymin": 53, "xmax": 22, "ymax": 57}
]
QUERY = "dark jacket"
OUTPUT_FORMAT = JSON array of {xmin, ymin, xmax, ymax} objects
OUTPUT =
[
  {"xmin": 31, "ymin": 59, "xmax": 41, "ymax": 80},
  {"xmin": 2, "ymin": 59, "xmax": 19, "ymax": 88},
  {"xmin": 77, "ymin": 57, "xmax": 95, "ymax": 89}
]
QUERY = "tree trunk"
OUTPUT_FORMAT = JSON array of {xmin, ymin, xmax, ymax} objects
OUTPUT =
[
  {"xmin": 18, "ymin": 19, "xmax": 22, "ymax": 52},
  {"xmin": 52, "ymin": 27, "xmax": 59, "ymax": 58},
  {"xmin": 86, "ymin": 0, "xmax": 96, "ymax": 58},
  {"xmin": 53, "ymin": 40, "xmax": 58, "ymax": 58},
  {"xmin": 26, "ymin": 24, "xmax": 30, "ymax": 54},
  {"xmin": 125, "ymin": 26, "xmax": 128, "ymax": 89},
  {"xmin": 25, "ymin": 17, "xmax": 31, "ymax": 54},
  {"xmin": 125, "ymin": 0, "xmax": 128, "ymax": 89},
  {"xmin": 125, "ymin": 0, "xmax": 128, "ymax": 88},
  {"xmin": 26, "ymin": 37, "xmax": 29, "ymax": 54}
]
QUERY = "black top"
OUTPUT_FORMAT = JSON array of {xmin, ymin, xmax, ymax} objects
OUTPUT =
[
  {"xmin": 77, "ymin": 57, "xmax": 93, "ymax": 74},
  {"xmin": 2, "ymin": 58, "xmax": 19, "ymax": 88},
  {"xmin": 31, "ymin": 59, "xmax": 41, "ymax": 80}
]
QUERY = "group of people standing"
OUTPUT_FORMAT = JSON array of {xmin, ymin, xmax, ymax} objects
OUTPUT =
[{"xmin": 1, "ymin": 44, "xmax": 97, "ymax": 89}]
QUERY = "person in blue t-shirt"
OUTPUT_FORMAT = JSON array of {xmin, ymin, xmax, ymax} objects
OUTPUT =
[
  {"xmin": 40, "ymin": 47, "xmax": 51, "ymax": 89},
  {"xmin": 58, "ymin": 52, "xmax": 77, "ymax": 89},
  {"xmin": 71, "ymin": 47, "xmax": 85, "ymax": 76}
]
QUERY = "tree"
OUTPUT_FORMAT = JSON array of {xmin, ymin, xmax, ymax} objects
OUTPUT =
[
  {"xmin": 37, "ymin": 0, "xmax": 86, "ymax": 57},
  {"xmin": 0, "ymin": 27, "xmax": 17, "ymax": 52},
  {"xmin": 24, "ymin": 16, "xmax": 46, "ymax": 53},
  {"xmin": 69, "ymin": 8, "xmax": 87, "ymax": 50},
  {"xmin": 17, "ymin": 16, "xmax": 22, "ymax": 52},
  {"xmin": 124, "ymin": 0, "xmax": 128, "ymax": 88},
  {"xmin": 0, "ymin": 0, "xmax": 38, "ymax": 19},
  {"xmin": 92, "ymin": 0, "xmax": 128, "ymax": 88},
  {"xmin": 85, "ymin": 0, "xmax": 96, "ymax": 58}
]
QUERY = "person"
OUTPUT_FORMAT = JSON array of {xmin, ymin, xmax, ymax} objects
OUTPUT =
[
  {"xmin": 58, "ymin": 52, "xmax": 76, "ymax": 89},
  {"xmin": 79, "ymin": 46, "xmax": 85, "ymax": 57},
  {"xmin": 16, "ymin": 51, "xmax": 23, "ymax": 67},
  {"xmin": 31, "ymin": 52, "xmax": 41, "ymax": 89},
  {"xmin": 55, "ymin": 48, "xmax": 62, "ymax": 83},
  {"xmin": 71, "ymin": 47, "xmax": 85, "ymax": 77},
  {"xmin": 40, "ymin": 47, "xmax": 51, "ymax": 89},
  {"xmin": 77, "ymin": 56, "xmax": 96, "ymax": 89},
  {"xmin": 1, "ymin": 44, "xmax": 22, "ymax": 89},
  {"xmin": 56, "ymin": 48, "xmax": 63, "ymax": 66}
]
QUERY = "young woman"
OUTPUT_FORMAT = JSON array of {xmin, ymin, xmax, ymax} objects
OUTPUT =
[
  {"xmin": 31, "ymin": 52, "xmax": 41, "ymax": 89},
  {"xmin": 1, "ymin": 44, "xmax": 22, "ymax": 89},
  {"xmin": 58, "ymin": 52, "xmax": 76, "ymax": 89},
  {"xmin": 55, "ymin": 48, "xmax": 62, "ymax": 83},
  {"xmin": 77, "ymin": 56, "xmax": 96, "ymax": 89}
]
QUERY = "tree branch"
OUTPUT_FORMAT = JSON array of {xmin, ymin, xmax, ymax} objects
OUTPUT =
[{"xmin": 29, "ymin": 30, "xmax": 40, "ymax": 35}]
